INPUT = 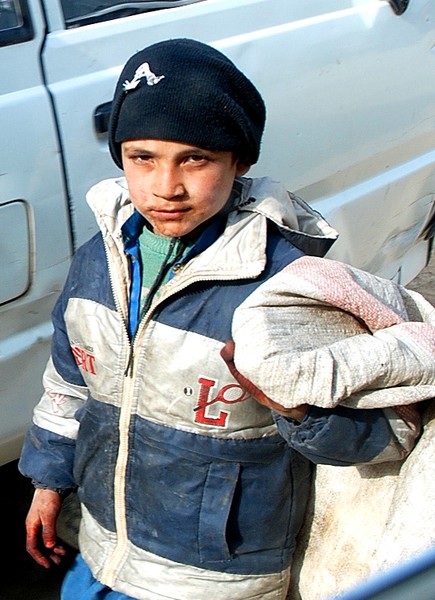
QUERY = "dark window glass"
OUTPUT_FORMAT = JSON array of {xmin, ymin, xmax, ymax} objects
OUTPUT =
[
  {"xmin": 60, "ymin": 0, "xmax": 206, "ymax": 29},
  {"xmin": 0, "ymin": 0, "xmax": 33, "ymax": 46}
]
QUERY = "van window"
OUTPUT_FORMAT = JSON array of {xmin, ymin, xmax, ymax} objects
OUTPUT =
[
  {"xmin": 61, "ymin": 0, "xmax": 206, "ymax": 29},
  {"xmin": 0, "ymin": 0, "xmax": 33, "ymax": 46}
]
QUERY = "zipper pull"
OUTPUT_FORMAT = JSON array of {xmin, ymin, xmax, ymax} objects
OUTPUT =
[{"xmin": 171, "ymin": 263, "xmax": 183, "ymax": 275}]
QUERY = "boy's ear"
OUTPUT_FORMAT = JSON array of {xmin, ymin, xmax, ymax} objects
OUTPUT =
[{"xmin": 236, "ymin": 161, "xmax": 250, "ymax": 177}]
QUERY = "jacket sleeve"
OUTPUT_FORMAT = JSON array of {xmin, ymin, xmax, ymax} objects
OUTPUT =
[
  {"xmin": 273, "ymin": 403, "xmax": 421, "ymax": 466},
  {"xmin": 18, "ymin": 274, "xmax": 89, "ymax": 492}
]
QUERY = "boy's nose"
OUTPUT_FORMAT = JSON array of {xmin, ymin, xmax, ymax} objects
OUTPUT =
[{"xmin": 152, "ymin": 165, "xmax": 185, "ymax": 199}]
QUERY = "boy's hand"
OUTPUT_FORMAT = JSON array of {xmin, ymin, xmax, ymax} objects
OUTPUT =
[
  {"xmin": 220, "ymin": 341, "xmax": 307, "ymax": 421},
  {"xmin": 25, "ymin": 488, "xmax": 67, "ymax": 568}
]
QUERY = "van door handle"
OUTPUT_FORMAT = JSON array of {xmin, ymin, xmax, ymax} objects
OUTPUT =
[
  {"xmin": 386, "ymin": 0, "xmax": 409, "ymax": 14},
  {"xmin": 94, "ymin": 102, "xmax": 112, "ymax": 134}
]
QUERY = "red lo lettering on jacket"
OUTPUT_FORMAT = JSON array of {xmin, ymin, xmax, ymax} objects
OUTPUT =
[
  {"xmin": 194, "ymin": 377, "xmax": 248, "ymax": 427},
  {"xmin": 71, "ymin": 345, "xmax": 96, "ymax": 375}
]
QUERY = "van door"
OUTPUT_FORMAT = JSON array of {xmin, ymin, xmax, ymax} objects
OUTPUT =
[
  {"xmin": 41, "ymin": 0, "xmax": 435, "ymax": 282},
  {"xmin": 0, "ymin": 0, "xmax": 72, "ymax": 463}
]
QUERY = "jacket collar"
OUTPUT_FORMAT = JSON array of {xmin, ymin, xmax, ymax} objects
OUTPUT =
[{"xmin": 86, "ymin": 175, "xmax": 338, "ymax": 280}]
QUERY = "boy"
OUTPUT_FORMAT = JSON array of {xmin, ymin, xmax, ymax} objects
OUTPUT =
[{"xmin": 19, "ymin": 39, "xmax": 422, "ymax": 599}]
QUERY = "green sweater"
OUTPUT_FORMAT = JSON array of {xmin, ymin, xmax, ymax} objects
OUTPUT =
[{"xmin": 138, "ymin": 226, "xmax": 192, "ymax": 311}]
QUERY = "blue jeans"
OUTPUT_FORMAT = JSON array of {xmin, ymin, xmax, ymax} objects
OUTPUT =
[{"xmin": 61, "ymin": 553, "xmax": 136, "ymax": 600}]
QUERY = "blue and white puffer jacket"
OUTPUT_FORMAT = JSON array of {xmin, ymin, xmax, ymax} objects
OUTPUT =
[{"xmin": 19, "ymin": 176, "xmax": 413, "ymax": 600}]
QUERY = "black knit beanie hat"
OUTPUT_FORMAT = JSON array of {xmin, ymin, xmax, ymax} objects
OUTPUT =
[{"xmin": 109, "ymin": 38, "xmax": 266, "ymax": 169}]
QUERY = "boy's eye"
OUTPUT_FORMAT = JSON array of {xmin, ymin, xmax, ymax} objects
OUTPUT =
[
  {"xmin": 187, "ymin": 154, "xmax": 208, "ymax": 163},
  {"xmin": 127, "ymin": 153, "xmax": 154, "ymax": 165}
]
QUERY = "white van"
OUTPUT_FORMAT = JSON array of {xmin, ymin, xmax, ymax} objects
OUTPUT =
[{"xmin": 1, "ymin": 0, "xmax": 435, "ymax": 465}]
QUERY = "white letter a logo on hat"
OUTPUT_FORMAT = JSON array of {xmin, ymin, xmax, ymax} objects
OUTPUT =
[{"xmin": 123, "ymin": 62, "xmax": 165, "ymax": 91}]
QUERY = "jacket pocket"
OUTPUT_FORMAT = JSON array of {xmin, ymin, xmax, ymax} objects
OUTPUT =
[{"xmin": 198, "ymin": 462, "xmax": 241, "ymax": 563}]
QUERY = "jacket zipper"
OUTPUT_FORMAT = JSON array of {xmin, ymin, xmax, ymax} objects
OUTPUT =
[
  {"xmin": 102, "ymin": 235, "xmax": 191, "ymax": 583},
  {"xmin": 100, "ymin": 236, "xmax": 134, "ymax": 586}
]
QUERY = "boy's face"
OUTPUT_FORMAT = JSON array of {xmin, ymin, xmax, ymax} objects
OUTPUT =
[{"xmin": 121, "ymin": 139, "xmax": 249, "ymax": 237}]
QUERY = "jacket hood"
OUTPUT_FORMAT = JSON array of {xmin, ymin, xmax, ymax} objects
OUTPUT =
[{"xmin": 232, "ymin": 177, "xmax": 338, "ymax": 257}]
